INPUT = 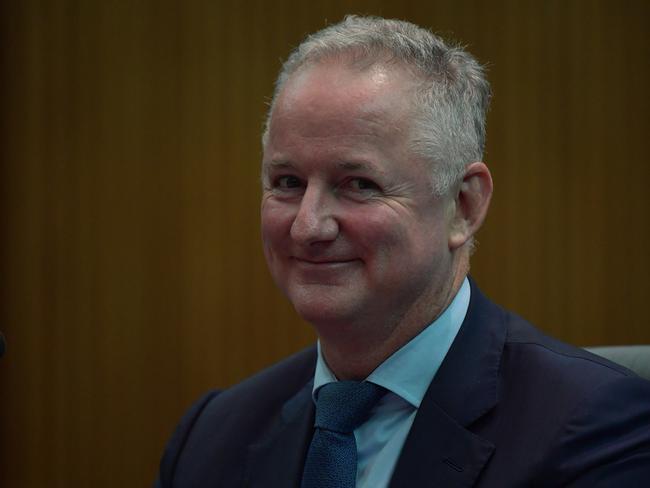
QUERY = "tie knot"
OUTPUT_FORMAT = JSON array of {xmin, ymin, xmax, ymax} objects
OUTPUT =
[{"xmin": 314, "ymin": 381, "xmax": 385, "ymax": 433}]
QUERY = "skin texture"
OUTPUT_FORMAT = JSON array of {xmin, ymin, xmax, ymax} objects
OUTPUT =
[{"xmin": 261, "ymin": 58, "xmax": 492, "ymax": 379}]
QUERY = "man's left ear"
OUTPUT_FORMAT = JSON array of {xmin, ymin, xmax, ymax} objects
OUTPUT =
[{"xmin": 448, "ymin": 162, "xmax": 493, "ymax": 250}]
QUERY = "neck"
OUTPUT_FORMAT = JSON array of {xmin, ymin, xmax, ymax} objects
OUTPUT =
[{"xmin": 319, "ymin": 264, "xmax": 468, "ymax": 380}]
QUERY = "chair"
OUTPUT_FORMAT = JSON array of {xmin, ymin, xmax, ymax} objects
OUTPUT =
[{"xmin": 585, "ymin": 345, "xmax": 650, "ymax": 381}]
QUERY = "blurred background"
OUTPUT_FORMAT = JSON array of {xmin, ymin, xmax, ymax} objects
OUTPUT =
[{"xmin": 1, "ymin": 0, "xmax": 648, "ymax": 486}]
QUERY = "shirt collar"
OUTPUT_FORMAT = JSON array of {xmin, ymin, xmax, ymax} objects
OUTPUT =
[{"xmin": 313, "ymin": 277, "xmax": 471, "ymax": 407}]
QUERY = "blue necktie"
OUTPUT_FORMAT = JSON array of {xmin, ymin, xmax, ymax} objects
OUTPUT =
[{"xmin": 301, "ymin": 381, "xmax": 386, "ymax": 488}]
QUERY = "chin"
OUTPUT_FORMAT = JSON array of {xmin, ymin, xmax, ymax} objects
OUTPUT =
[
  {"xmin": 293, "ymin": 301, "xmax": 354, "ymax": 326},
  {"xmin": 288, "ymin": 287, "xmax": 363, "ymax": 328}
]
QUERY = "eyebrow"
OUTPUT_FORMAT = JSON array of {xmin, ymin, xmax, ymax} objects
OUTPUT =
[
  {"xmin": 338, "ymin": 161, "xmax": 366, "ymax": 171},
  {"xmin": 265, "ymin": 160, "xmax": 294, "ymax": 169},
  {"xmin": 336, "ymin": 160, "xmax": 387, "ymax": 177},
  {"xmin": 262, "ymin": 160, "xmax": 293, "ymax": 176},
  {"xmin": 263, "ymin": 159, "xmax": 387, "ymax": 177}
]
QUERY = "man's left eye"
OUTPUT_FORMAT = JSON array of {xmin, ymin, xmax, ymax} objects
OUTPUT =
[{"xmin": 348, "ymin": 178, "xmax": 380, "ymax": 192}]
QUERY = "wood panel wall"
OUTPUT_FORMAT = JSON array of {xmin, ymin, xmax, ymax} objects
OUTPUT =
[{"xmin": 1, "ymin": 1, "xmax": 648, "ymax": 486}]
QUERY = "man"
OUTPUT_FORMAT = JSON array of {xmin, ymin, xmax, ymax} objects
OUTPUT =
[{"xmin": 156, "ymin": 16, "xmax": 650, "ymax": 487}]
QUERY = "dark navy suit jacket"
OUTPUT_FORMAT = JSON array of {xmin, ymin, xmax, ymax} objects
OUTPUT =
[{"xmin": 155, "ymin": 282, "xmax": 650, "ymax": 487}]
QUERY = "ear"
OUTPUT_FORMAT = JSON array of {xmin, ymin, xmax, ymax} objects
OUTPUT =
[{"xmin": 448, "ymin": 162, "xmax": 493, "ymax": 250}]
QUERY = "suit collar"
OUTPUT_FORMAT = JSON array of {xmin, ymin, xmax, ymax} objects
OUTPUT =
[
  {"xmin": 427, "ymin": 277, "xmax": 506, "ymax": 426},
  {"xmin": 389, "ymin": 278, "xmax": 506, "ymax": 486}
]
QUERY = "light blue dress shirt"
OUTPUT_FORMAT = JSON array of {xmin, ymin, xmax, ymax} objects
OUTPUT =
[{"xmin": 312, "ymin": 277, "xmax": 471, "ymax": 488}]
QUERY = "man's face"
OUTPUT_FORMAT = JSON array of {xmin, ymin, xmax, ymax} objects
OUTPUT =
[{"xmin": 261, "ymin": 60, "xmax": 457, "ymax": 338}]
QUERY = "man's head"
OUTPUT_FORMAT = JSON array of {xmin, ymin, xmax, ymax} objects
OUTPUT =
[
  {"xmin": 263, "ymin": 15, "xmax": 491, "ymax": 196},
  {"xmin": 260, "ymin": 16, "xmax": 492, "ymax": 370}
]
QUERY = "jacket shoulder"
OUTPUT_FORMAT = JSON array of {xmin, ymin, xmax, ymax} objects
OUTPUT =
[
  {"xmin": 464, "ymin": 283, "xmax": 650, "ymax": 485},
  {"xmin": 155, "ymin": 346, "xmax": 316, "ymax": 487},
  {"xmin": 502, "ymin": 309, "xmax": 638, "ymax": 388}
]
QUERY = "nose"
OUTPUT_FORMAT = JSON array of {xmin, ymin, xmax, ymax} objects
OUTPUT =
[{"xmin": 290, "ymin": 184, "xmax": 339, "ymax": 245}]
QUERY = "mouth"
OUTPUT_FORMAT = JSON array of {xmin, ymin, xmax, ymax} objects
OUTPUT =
[
  {"xmin": 291, "ymin": 257, "xmax": 359, "ymax": 267},
  {"xmin": 289, "ymin": 257, "xmax": 361, "ymax": 283}
]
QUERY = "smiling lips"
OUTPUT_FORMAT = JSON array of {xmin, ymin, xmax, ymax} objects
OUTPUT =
[
  {"xmin": 290, "ymin": 257, "xmax": 360, "ymax": 282},
  {"xmin": 291, "ymin": 257, "xmax": 359, "ymax": 268}
]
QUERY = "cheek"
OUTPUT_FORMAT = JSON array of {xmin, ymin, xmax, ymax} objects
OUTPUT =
[
  {"xmin": 261, "ymin": 201, "xmax": 295, "ymax": 254},
  {"xmin": 346, "ymin": 209, "xmax": 446, "ymax": 268},
  {"xmin": 344, "ymin": 211, "xmax": 404, "ymax": 256}
]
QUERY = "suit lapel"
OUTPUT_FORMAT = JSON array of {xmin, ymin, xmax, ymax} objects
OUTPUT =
[
  {"xmin": 390, "ymin": 279, "xmax": 506, "ymax": 487},
  {"xmin": 245, "ymin": 380, "xmax": 315, "ymax": 488},
  {"xmin": 388, "ymin": 401, "xmax": 495, "ymax": 487}
]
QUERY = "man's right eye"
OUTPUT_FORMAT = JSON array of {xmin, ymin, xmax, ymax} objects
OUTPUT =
[{"xmin": 275, "ymin": 175, "xmax": 302, "ymax": 189}]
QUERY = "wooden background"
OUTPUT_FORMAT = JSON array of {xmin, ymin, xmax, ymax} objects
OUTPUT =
[{"xmin": 1, "ymin": 1, "xmax": 648, "ymax": 486}]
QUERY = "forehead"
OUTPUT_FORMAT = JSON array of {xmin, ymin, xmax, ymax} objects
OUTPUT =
[{"xmin": 269, "ymin": 59, "xmax": 417, "ymax": 140}]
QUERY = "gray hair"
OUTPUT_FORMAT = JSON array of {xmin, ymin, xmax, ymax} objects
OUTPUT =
[{"xmin": 263, "ymin": 15, "xmax": 491, "ymax": 195}]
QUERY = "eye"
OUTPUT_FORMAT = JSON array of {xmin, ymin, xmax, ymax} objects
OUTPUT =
[
  {"xmin": 275, "ymin": 175, "xmax": 303, "ymax": 189},
  {"xmin": 347, "ymin": 177, "xmax": 380, "ymax": 192}
]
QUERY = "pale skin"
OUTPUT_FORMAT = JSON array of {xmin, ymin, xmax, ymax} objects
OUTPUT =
[{"xmin": 261, "ymin": 58, "xmax": 492, "ymax": 380}]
